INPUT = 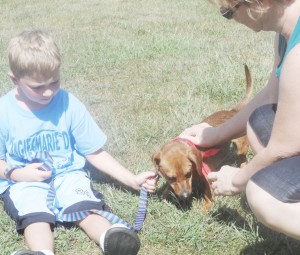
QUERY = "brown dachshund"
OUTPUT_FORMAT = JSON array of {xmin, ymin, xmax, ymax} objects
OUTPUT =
[{"xmin": 152, "ymin": 64, "xmax": 252, "ymax": 210}]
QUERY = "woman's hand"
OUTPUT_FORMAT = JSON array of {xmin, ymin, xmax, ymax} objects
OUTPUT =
[
  {"xmin": 179, "ymin": 123, "xmax": 218, "ymax": 147},
  {"xmin": 207, "ymin": 166, "xmax": 244, "ymax": 196},
  {"xmin": 8, "ymin": 163, "xmax": 52, "ymax": 182}
]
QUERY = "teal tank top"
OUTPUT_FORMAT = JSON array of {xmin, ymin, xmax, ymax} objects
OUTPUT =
[{"xmin": 276, "ymin": 18, "xmax": 300, "ymax": 78}]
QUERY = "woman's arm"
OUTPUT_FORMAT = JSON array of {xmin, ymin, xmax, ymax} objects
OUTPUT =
[
  {"xmin": 207, "ymin": 34, "xmax": 285, "ymax": 195},
  {"xmin": 180, "ymin": 34, "xmax": 281, "ymax": 147},
  {"xmin": 232, "ymin": 43, "xmax": 300, "ymax": 191},
  {"xmin": 215, "ymin": 59, "xmax": 279, "ymax": 143}
]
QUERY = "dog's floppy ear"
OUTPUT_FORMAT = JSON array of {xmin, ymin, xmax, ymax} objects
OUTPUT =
[
  {"xmin": 187, "ymin": 148, "xmax": 202, "ymax": 173},
  {"xmin": 152, "ymin": 151, "xmax": 161, "ymax": 170}
]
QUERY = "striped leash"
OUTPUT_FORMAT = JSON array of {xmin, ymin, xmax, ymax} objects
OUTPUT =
[{"xmin": 35, "ymin": 151, "xmax": 149, "ymax": 232}]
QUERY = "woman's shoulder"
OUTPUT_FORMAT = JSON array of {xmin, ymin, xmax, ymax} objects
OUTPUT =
[
  {"xmin": 280, "ymin": 44, "xmax": 300, "ymax": 80},
  {"xmin": 289, "ymin": 42, "xmax": 300, "ymax": 60}
]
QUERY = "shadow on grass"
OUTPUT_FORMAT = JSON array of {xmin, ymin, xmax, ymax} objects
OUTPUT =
[
  {"xmin": 89, "ymin": 163, "xmax": 300, "ymax": 254},
  {"xmin": 211, "ymin": 194, "xmax": 300, "ymax": 255},
  {"xmin": 87, "ymin": 163, "xmax": 140, "ymax": 196},
  {"xmin": 155, "ymin": 179, "xmax": 209, "ymax": 211},
  {"xmin": 155, "ymin": 183, "xmax": 193, "ymax": 211},
  {"xmin": 240, "ymin": 233, "xmax": 300, "ymax": 255},
  {"xmin": 211, "ymin": 205, "xmax": 252, "ymax": 231}
]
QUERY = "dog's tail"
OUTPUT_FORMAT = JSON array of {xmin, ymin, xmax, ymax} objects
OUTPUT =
[{"xmin": 232, "ymin": 64, "xmax": 253, "ymax": 111}]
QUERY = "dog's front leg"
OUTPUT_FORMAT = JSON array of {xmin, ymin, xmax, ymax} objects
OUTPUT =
[{"xmin": 203, "ymin": 180, "xmax": 214, "ymax": 211}]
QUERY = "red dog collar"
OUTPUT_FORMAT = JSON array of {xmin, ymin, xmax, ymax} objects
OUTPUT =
[{"xmin": 173, "ymin": 137, "xmax": 223, "ymax": 178}]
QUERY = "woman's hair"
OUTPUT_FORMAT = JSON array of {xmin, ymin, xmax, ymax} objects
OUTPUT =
[
  {"xmin": 211, "ymin": 0, "xmax": 289, "ymax": 20},
  {"xmin": 8, "ymin": 30, "xmax": 61, "ymax": 79}
]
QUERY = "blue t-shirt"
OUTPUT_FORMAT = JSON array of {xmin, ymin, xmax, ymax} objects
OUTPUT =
[
  {"xmin": 276, "ymin": 18, "xmax": 300, "ymax": 78},
  {"xmin": 0, "ymin": 89, "xmax": 107, "ymax": 194}
]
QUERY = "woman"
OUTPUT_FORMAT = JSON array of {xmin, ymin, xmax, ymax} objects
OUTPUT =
[{"xmin": 180, "ymin": 0, "xmax": 300, "ymax": 240}]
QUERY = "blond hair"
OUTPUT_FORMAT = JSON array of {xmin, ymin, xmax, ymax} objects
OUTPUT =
[
  {"xmin": 211, "ymin": 0, "xmax": 290, "ymax": 19},
  {"xmin": 8, "ymin": 30, "xmax": 61, "ymax": 79}
]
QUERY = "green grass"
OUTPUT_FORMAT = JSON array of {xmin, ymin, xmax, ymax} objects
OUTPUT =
[{"xmin": 1, "ymin": 0, "xmax": 300, "ymax": 254}]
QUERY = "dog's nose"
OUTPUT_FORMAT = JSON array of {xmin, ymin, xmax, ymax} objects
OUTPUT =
[{"xmin": 180, "ymin": 191, "xmax": 190, "ymax": 199}]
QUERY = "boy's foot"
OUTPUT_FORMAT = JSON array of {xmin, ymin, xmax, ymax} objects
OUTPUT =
[
  {"xmin": 12, "ymin": 250, "xmax": 45, "ymax": 255},
  {"xmin": 104, "ymin": 227, "xmax": 140, "ymax": 255}
]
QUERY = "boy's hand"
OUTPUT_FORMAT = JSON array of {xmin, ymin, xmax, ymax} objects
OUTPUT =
[
  {"xmin": 135, "ymin": 171, "xmax": 158, "ymax": 193},
  {"xmin": 8, "ymin": 163, "xmax": 52, "ymax": 182}
]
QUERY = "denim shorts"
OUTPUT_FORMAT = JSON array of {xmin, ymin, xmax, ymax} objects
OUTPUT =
[{"xmin": 249, "ymin": 104, "xmax": 300, "ymax": 203}]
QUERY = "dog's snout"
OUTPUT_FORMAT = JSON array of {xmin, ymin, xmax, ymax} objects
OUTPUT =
[{"xmin": 179, "ymin": 189, "xmax": 190, "ymax": 200}]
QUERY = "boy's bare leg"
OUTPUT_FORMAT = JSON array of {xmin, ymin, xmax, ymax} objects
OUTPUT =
[
  {"xmin": 77, "ymin": 213, "xmax": 140, "ymax": 255},
  {"xmin": 24, "ymin": 222, "xmax": 54, "ymax": 252},
  {"xmin": 77, "ymin": 214, "xmax": 111, "ymax": 243}
]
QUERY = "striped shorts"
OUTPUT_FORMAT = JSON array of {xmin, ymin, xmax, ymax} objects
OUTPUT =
[{"xmin": 1, "ymin": 170, "xmax": 110, "ymax": 233}]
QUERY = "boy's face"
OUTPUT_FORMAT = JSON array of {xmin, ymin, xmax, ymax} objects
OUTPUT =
[{"xmin": 13, "ymin": 70, "xmax": 60, "ymax": 107}]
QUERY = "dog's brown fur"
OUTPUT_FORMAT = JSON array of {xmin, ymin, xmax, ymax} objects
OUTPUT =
[{"xmin": 152, "ymin": 64, "xmax": 253, "ymax": 210}]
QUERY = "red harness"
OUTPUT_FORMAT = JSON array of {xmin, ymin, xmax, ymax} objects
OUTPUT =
[{"xmin": 173, "ymin": 137, "xmax": 222, "ymax": 179}]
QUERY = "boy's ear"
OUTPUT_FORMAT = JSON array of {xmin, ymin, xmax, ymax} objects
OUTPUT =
[{"xmin": 8, "ymin": 72, "xmax": 18, "ymax": 86}]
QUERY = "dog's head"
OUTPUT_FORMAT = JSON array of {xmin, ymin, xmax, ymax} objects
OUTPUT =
[{"xmin": 152, "ymin": 140, "xmax": 203, "ymax": 200}]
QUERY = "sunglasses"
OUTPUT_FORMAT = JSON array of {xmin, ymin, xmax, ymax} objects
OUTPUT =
[{"xmin": 220, "ymin": 1, "xmax": 242, "ymax": 19}]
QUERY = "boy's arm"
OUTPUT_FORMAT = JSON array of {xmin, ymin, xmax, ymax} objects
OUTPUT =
[
  {"xmin": 85, "ymin": 149, "xmax": 157, "ymax": 192},
  {"xmin": 0, "ymin": 159, "xmax": 52, "ymax": 182}
]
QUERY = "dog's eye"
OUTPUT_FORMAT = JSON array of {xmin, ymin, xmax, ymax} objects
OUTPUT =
[{"xmin": 185, "ymin": 172, "xmax": 192, "ymax": 178}]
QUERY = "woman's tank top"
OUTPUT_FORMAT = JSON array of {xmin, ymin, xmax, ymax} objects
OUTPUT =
[{"xmin": 276, "ymin": 18, "xmax": 300, "ymax": 78}]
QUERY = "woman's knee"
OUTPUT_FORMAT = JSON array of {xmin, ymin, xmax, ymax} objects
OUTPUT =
[
  {"xmin": 246, "ymin": 181, "xmax": 281, "ymax": 228},
  {"xmin": 247, "ymin": 104, "xmax": 276, "ymax": 152},
  {"xmin": 246, "ymin": 180, "xmax": 261, "ymax": 212},
  {"xmin": 246, "ymin": 122, "xmax": 264, "ymax": 154}
]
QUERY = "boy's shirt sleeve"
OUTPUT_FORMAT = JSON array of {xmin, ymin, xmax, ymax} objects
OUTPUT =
[{"xmin": 67, "ymin": 92, "xmax": 107, "ymax": 155}]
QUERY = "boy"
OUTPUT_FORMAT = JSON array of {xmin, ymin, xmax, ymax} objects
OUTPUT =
[{"xmin": 0, "ymin": 30, "xmax": 157, "ymax": 255}]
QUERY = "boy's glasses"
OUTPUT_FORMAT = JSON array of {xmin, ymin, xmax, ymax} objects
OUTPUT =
[{"xmin": 220, "ymin": 1, "xmax": 242, "ymax": 19}]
